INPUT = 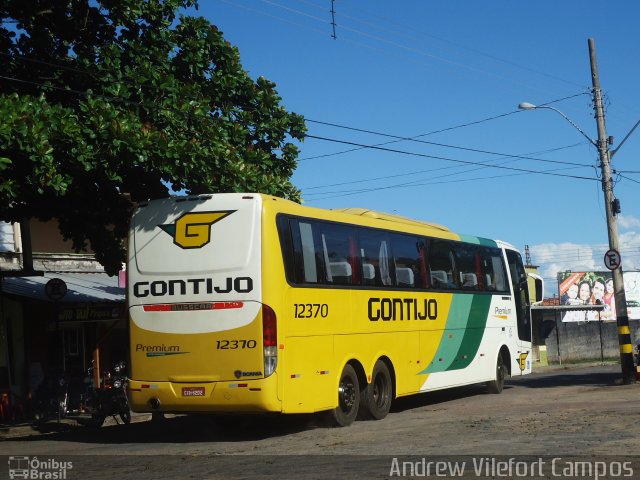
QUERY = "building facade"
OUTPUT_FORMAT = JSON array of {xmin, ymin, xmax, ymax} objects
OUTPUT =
[{"xmin": 0, "ymin": 220, "xmax": 125, "ymax": 423}]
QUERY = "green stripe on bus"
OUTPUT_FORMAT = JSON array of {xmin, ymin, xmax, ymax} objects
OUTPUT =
[
  {"xmin": 420, "ymin": 295, "xmax": 472, "ymax": 374},
  {"xmin": 458, "ymin": 235, "xmax": 480, "ymax": 245},
  {"xmin": 460, "ymin": 235, "xmax": 498, "ymax": 247},
  {"xmin": 452, "ymin": 295, "xmax": 492, "ymax": 370},
  {"xmin": 458, "ymin": 235, "xmax": 497, "ymax": 248}
]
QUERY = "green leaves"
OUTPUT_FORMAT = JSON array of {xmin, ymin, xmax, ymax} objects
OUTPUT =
[{"xmin": 0, "ymin": 0, "xmax": 306, "ymax": 275}]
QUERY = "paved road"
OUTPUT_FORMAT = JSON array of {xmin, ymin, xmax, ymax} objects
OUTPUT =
[{"xmin": 2, "ymin": 364, "xmax": 639, "ymax": 479}]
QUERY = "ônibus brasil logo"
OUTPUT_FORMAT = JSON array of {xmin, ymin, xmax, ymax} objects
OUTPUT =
[
  {"xmin": 159, "ymin": 211, "xmax": 235, "ymax": 249},
  {"xmin": 8, "ymin": 456, "xmax": 73, "ymax": 479}
]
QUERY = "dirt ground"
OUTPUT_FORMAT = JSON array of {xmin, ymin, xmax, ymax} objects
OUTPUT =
[{"xmin": 2, "ymin": 363, "xmax": 640, "ymax": 479}]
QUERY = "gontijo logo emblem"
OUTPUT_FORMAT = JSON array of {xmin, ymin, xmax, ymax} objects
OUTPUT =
[
  {"xmin": 159, "ymin": 211, "xmax": 235, "ymax": 249},
  {"xmin": 518, "ymin": 352, "xmax": 529, "ymax": 372}
]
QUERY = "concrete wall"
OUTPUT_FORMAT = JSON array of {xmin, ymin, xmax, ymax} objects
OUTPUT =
[{"xmin": 536, "ymin": 312, "xmax": 640, "ymax": 363}]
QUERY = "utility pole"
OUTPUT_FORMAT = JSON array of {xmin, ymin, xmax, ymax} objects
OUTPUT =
[
  {"xmin": 588, "ymin": 38, "xmax": 636, "ymax": 384},
  {"xmin": 330, "ymin": 0, "xmax": 337, "ymax": 40}
]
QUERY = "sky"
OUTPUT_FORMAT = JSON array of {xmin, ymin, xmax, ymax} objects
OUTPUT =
[{"xmin": 194, "ymin": 0, "xmax": 640, "ymax": 294}]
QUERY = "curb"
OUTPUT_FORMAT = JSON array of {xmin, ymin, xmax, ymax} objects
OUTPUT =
[{"xmin": 531, "ymin": 360, "xmax": 619, "ymax": 374}]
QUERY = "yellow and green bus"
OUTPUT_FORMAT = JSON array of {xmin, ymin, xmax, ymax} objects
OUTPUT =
[{"xmin": 127, "ymin": 193, "xmax": 542, "ymax": 426}]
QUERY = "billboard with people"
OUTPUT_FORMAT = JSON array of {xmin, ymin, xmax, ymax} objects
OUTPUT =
[{"xmin": 558, "ymin": 271, "xmax": 640, "ymax": 322}]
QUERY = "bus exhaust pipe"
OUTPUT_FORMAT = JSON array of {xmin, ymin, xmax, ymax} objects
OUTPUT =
[{"xmin": 149, "ymin": 397, "xmax": 161, "ymax": 410}]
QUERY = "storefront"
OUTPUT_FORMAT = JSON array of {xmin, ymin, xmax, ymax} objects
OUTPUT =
[{"xmin": 0, "ymin": 272, "xmax": 125, "ymax": 423}]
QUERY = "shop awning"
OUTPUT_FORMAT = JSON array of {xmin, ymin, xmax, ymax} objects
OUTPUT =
[{"xmin": 0, "ymin": 271, "xmax": 124, "ymax": 304}]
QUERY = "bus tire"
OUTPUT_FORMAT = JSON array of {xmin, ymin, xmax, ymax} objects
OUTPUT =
[
  {"xmin": 487, "ymin": 354, "xmax": 506, "ymax": 394},
  {"xmin": 359, "ymin": 360, "xmax": 392, "ymax": 420},
  {"xmin": 328, "ymin": 364, "xmax": 360, "ymax": 427}
]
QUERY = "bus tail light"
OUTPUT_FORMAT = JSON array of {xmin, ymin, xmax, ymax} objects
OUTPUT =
[{"xmin": 263, "ymin": 304, "xmax": 278, "ymax": 377}]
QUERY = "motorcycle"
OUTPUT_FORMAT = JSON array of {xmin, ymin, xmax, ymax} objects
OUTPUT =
[
  {"xmin": 33, "ymin": 371, "xmax": 68, "ymax": 422},
  {"xmin": 84, "ymin": 360, "xmax": 131, "ymax": 427}
]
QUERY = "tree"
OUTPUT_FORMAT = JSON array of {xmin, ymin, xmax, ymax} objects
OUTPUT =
[{"xmin": 0, "ymin": 0, "xmax": 306, "ymax": 275}]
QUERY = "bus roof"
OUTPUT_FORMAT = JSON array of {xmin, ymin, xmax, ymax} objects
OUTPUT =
[
  {"xmin": 136, "ymin": 194, "xmax": 511, "ymax": 249},
  {"xmin": 332, "ymin": 208, "xmax": 450, "ymax": 232}
]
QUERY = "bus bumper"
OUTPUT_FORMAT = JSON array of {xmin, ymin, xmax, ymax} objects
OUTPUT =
[{"xmin": 127, "ymin": 373, "xmax": 281, "ymax": 413}]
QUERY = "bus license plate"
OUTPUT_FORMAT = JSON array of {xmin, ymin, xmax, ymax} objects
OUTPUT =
[{"xmin": 182, "ymin": 387, "xmax": 205, "ymax": 397}]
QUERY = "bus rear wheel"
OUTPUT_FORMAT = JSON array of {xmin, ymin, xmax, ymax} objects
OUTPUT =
[
  {"xmin": 359, "ymin": 360, "xmax": 392, "ymax": 420},
  {"xmin": 327, "ymin": 364, "xmax": 360, "ymax": 427},
  {"xmin": 487, "ymin": 354, "xmax": 507, "ymax": 394}
]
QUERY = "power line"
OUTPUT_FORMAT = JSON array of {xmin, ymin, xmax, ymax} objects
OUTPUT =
[
  {"xmin": 301, "ymin": 143, "xmax": 584, "ymax": 191},
  {"xmin": 305, "ymin": 134, "xmax": 600, "ymax": 181},
  {"xmin": 533, "ymin": 250, "xmax": 640, "ymax": 263},
  {"xmin": 217, "ymin": 0, "xmax": 329, "ymax": 36},
  {"xmin": 300, "ymin": 91, "xmax": 589, "ymax": 162},
  {"xmin": 1, "ymin": 45, "xmax": 635, "ymax": 198},
  {"xmin": 531, "ymin": 247, "xmax": 640, "ymax": 262},
  {"xmin": 258, "ymin": 0, "xmax": 327, "ymax": 24},
  {"xmin": 296, "ymin": 0, "xmax": 584, "ymax": 90},
  {"xmin": 305, "ymin": 118, "xmax": 592, "ymax": 169},
  {"xmin": 617, "ymin": 174, "xmax": 640, "ymax": 185},
  {"xmin": 302, "ymin": 166, "xmax": 579, "ymax": 201},
  {"xmin": 251, "ymin": 0, "xmax": 588, "ymax": 95},
  {"xmin": 299, "ymin": 110, "xmax": 520, "ymax": 161},
  {"xmin": 3, "ymin": 55, "xmax": 599, "ymax": 179}
]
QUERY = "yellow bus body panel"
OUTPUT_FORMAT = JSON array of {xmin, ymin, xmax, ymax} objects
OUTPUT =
[{"xmin": 128, "ymin": 374, "xmax": 281, "ymax": 413}]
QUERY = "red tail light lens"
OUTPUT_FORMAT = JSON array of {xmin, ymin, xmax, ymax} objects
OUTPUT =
[
  {"xmin": 262, "ymin": 304, "xmax": 278, "ymax": 377},
  {"xmin": 263, "ymin": 304, "xmax": 277, "ymax": 347}
]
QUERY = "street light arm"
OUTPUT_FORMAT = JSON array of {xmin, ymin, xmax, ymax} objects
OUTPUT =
[
  {"xmin": 518, "ymin": 103, "xmax": 597, "ymax": 147},
  {"xmin": 610, "ymin": 118, "xmax": 640, "ymax": 158}
]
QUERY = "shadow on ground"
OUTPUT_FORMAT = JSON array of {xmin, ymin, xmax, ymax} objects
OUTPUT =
[
  {"xmin": 6, "ymin": 413, "xmax": 319, "ymax": 444},
  {"xmin": 4, "ymin": 365, "xmax": 629, "ymax": 444}
]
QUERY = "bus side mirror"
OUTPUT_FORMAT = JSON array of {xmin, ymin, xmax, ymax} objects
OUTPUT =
[{"xmin": 527, "ymin": 273, "xmax": 544, "ymax": 305}]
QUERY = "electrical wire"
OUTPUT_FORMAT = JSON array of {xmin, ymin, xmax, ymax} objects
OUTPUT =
[
  {"xmin": 2, "ymin": 37, "xmax": 637, "ymax": 198},
  {"xmin": 299, "ymin": 110, "xmax": 521, "ymax": 161},
  {"xmin": 305, "ymin": 134, "xmax": 600, "ymax": 182},
  {"xmin": 302, "ymin": 143, "xmax": 584, "ymax": 191},
  {"xmin": 255, "ymin": 0, "xmax": 581, "ymax": 94},
  {"xmin": 300, "ymin": 91, "xmax": 590, "ymax": 162},
  {"xmin": 216, "ymin": 0, "xmax": 329, "ymax": 36},
  {"xmin": 216, "ymin": 0, "xmax": 589, "ymax": 100},
  {"xmin": 295, "ymin": 0, "xmax": 585, "ymax": 90},
  {"xmin": 305, "ymin": 117, "xmax": 592, "ymax": 169},
  {"xmin": 618, "ymin": 174, "xmax": 640, "ymax": 185},
  {"xmin": 303, "ymin": 166, "xmax": 579, "ymax": 201},
  {"xmin": 532, "ymin": 249, "xmax": 640, "ymax": 262},
  {"xmin": 1, "ymin": 56, "xmax": 596, "ymax": 177}
]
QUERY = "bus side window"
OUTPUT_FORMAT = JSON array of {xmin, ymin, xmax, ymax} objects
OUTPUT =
[
  {"xmin": 318, "ymin": 223, "xmax": 358, "ymax": 286},
  {"xmin": 390, "ymin": 233, "xmax": 425, "ymax": 289},
  {"xmin": 299, "ymin": 221, "xmax": 319, "ymax": 283},
  {"xmin": 456, "ymin": 243, "xmax": 480, "ymax": 291},
  {"xmin": 379, "ymin": 240, "xmax": 392, "ymax": 286},
  {"xmin": 429, "ymin": 240, "xmax": 459, "ymax": 290},
  {"xmin": 358, "ymin": 229, "xmax": 393, "ymax": 287},
  {"xmin": 276, "ymin": 216, "xmax": 297, "ymax": 283},
  {"xmin": 479, "ymin": 246, "xmax": 509, "ymax": 293},
  {"xmin": 282, "ymin": 219, "xmax": 322, "ymax": 284}
]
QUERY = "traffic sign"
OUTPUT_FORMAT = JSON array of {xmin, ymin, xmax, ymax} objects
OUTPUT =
[
  {"xmin": 604, "ymin": 249, "xmax": 621, "ymax": 271},
  {"xmin": 45, "ymin": 278, "xmax": 67, "ymax": 301}
]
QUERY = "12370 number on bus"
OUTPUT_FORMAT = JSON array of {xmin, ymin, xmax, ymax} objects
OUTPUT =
[
  {"xmin": 216, "ymin": 340, "xmax": 257, "ymax": 350},
  {"xmin": 294, "ymin": 303, "xmax": 329, "ymax": 318}
]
